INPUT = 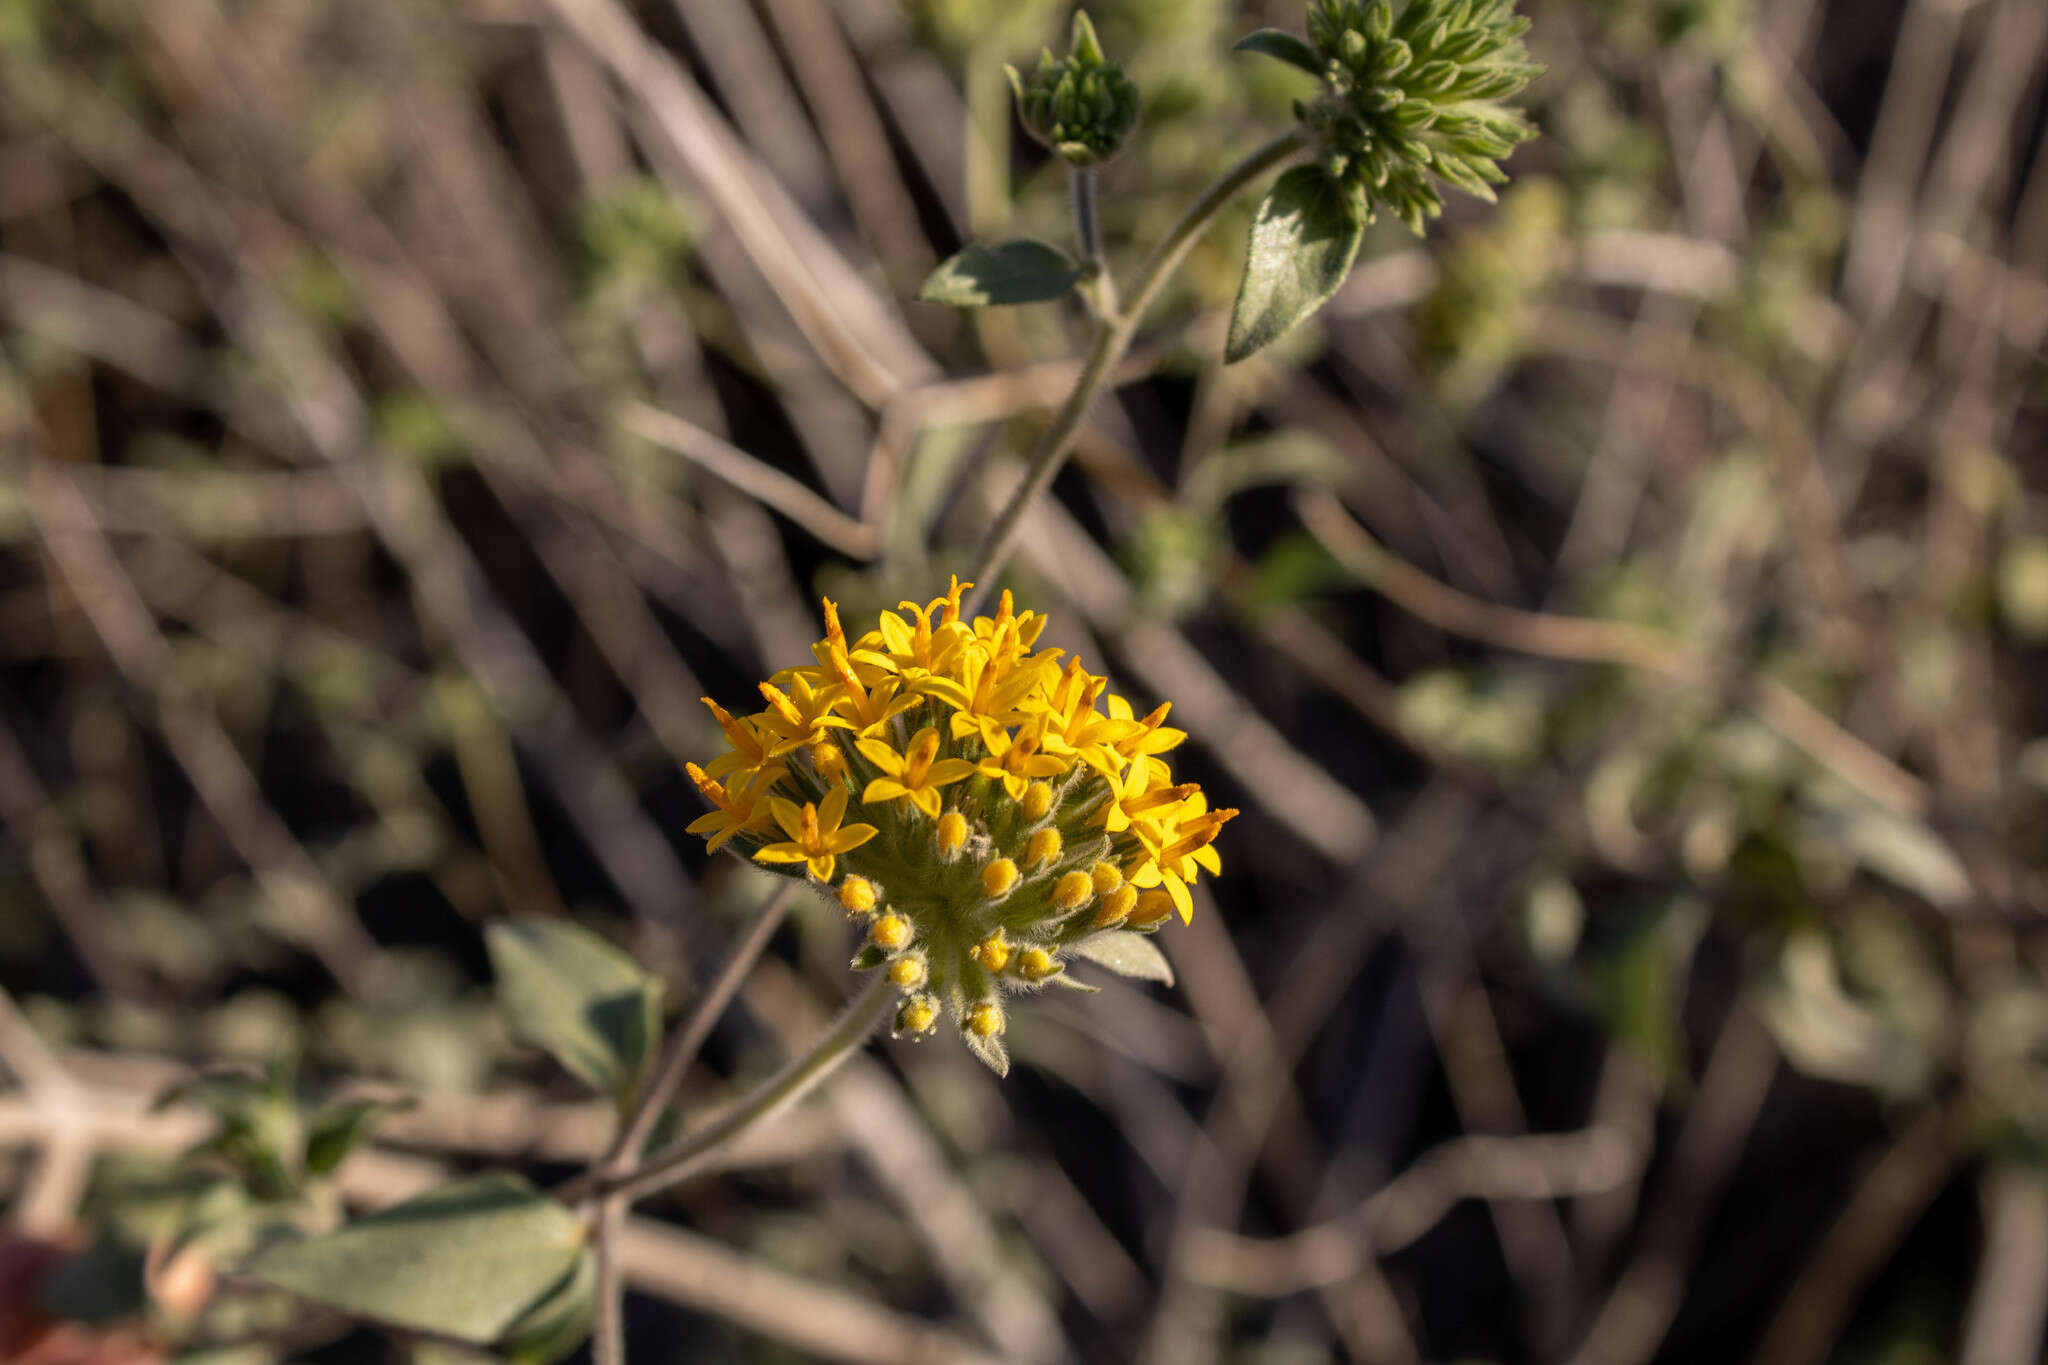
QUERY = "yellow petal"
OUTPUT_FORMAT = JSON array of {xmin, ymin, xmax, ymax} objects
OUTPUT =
[
  {"xmin": 925, "ymin": 758, "xmax": 979, "ymax": 787},
  {"xmin": 767, "ymin": 796, "xmax": 805, "ymax": 842},
  {"xmin": 856, "ymin": 737, "xmax": 905, "ymax": 776},
  {"xmin": 753, "ymin": 843, "xmax": 808, "ymax": 864},
  {"xmin": 826, "ymin": 822, "xmax": 878, "ymax": 853},
  {"xmin": 819, "ymin": 787, "xmax": 849, "ymax": 828},
  {"xmin": 863, "ymin": 778, "xmax": 911, "ymax": 804}
]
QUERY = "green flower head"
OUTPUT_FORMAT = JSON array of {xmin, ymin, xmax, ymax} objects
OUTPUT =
[
  {"xmin": 1277, "ymin": 0, "xmax": 1542, "ymax": 233},
  {"xmin": 1007, "ymin": 10, "xmax": 1142, "ymax": 167}
]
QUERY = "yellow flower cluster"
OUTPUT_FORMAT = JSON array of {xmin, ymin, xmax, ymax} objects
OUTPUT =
[{"xmin": 685, "ymin": 579, "xmax": 1234, "ymax": 1071}]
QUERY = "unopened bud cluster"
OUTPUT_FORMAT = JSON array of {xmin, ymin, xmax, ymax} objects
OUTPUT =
[
  {"xmin": 1007, "ymin": 10, "xmax": 1141, "ymax": 167},
  {"xmin": 687, "ymin": 579, "xmax": 1233, "ymax": 1074},
  {"xmin": 1299, "ymin": 0, "xmax": 1539, "ymax": 232}
]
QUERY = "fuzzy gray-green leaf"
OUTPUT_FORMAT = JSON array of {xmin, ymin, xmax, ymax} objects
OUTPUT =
[
  {"xmin": 1225, "ymin": 166, "xmax": 1366, "ymax": 363},
  {"xmin": 1070, "ymin": 930, "xmax": 1176, "ymax": 985},
  {"xmin": 245, "ymin": 1173, "xmax": 586, "ymax": 1344},
  {"xmin": 486, "ymin": 920, "xmax": 662, "ymax": 1107},
  {"xmin": 917, "ymin": 240, "xmax": 1081, "ymax": 307}
]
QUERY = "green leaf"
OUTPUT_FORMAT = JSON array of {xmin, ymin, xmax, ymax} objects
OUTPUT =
[
  {"xmin": 486, "ymin": 920, "xmax": 662, "ymax": 1108},
  {"xmin": 1226, "ymin": 165, "xmax": 1366, "ymax": 363},
  {"xmin": 1233, "ymin": 29, "xmax": 1324, "ymax": 77},
  {"xmin": 1069, "ymin": 931, "xmax": 1175, "ymax": 985},
  {"xmin": 962, "ymin": 1027, "xmax": 1010, "ymax": 1077},
  {"xmin": 917, "ymin": 240, "xmax": 1081, "ymax": 307},
  {"xmin": 500, "ymin": 1246, "xmax": 596, "ymax": 1365},
  {"xmin": 245, "ymin": 1173, "xmax": 587, "ymax": 1345},
  {"xmin": 304, "ymin": 1097, "xmax": 414, "ymax": 1177}
]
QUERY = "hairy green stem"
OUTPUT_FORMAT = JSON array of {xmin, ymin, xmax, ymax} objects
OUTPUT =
[
  {"xmin": 593, "ymin": 974, "xmax": 895, "ymax": 1206},
  {"xmin": 959, "ymin": 125, "xmax": 1309, "ymax": 618},
  {"xmin": 1070, "ymin": 165, "xmax": 1116, "ymax": 317}
]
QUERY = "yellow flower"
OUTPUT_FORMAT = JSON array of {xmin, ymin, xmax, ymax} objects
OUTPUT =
[
  {"xmin": 858, "ymin": 726, "xmax": 979, "ymax": 818},
  {"xmin": 684, "ymin": 583, "xmax": 1232, "ymax": 1074},
  {"xmin": 972, "ymin": 716, "xmax": 1071, "ymax": 799},
  {"xmin": 752, "ymin": 788, "xmax": 878, "ymax": 882},
  {"xmin": 753, "ymin": 674, "xmax": 853, "ymax": 757},
  {"xmin": 684, "ymin": 762, "xmax": 782, "ymax": 852}
]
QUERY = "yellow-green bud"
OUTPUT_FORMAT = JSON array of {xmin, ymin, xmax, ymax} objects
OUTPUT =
[
  {"xmin": 887, "ymin": 953, "xmax": 928, "ymax": 989},
  {"xmin": 967, "ymin": 1001, "xmax": 1005, "ymax": 1037},
  {"xmin": 871, "ymin": 913, "xmax": 912, "ymax": 950},
  {"xmin": 839, "ymin": 877, "xmax": 878, "ymax": 916},
  {"xmin": 1018, "ymin": 947, "xmax": 1058, "ymax": 980},
  {"xmin": 1089, "ymin": 861, "xmax": 1124, "ymax": 896}
]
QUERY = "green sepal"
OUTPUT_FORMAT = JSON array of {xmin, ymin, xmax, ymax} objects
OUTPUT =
[
  {"xmin": 850, "ymin": 944, "xmax": 889, "ymax": 972},
  {"xmin": 1234, "ymin": 29, "xmax": 1325, "ymax": 77}
]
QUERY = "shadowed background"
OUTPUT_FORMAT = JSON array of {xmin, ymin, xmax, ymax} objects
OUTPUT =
[{"xmin": 1, "ymin": 0, "xmax": 2045, "ymax": 1361}]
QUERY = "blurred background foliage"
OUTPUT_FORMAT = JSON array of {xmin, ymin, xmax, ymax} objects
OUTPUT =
[{"xmin": 0, "ymin": 0, "xmax": 2044, "ymax": 1361}]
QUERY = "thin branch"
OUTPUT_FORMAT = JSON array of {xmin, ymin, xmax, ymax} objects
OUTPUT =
[
  {"xmin": 621, "ymin": 403, "xmax": 879, "ymax": 559},
  {"xmin": 960, "ymin": 127, "xmax": 1309, "ymax": 617},
  {"xmin": 585, "ymin": 975, "xmax": 894, "ymax": 1206}
]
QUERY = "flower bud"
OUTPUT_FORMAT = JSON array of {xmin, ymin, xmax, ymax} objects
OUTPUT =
[
  {"xmin": 1018, "ymin": 946, "xmax": 1058, "ymax": 980},
  {"xmin": 1005, "ymin": 10, "xmax": 1140, "ymax": 167},
  {"xmin": 839, "ymin": 876, "xmax": 878, "ymax": 916},
  {"xmin": 935, "ymin": 810, "xmax": 969, "ymax": 856},
  {"xmin": 982, "ymin": 857, "xmax": 1019, "ymax": 898},
  {"xmin": 970, "ymin": 930, "xmax": 1012, "ymax": 974},
  {"xmin": 1095, "ymin": 883, "xmax": 1138, "ymax": 928},
  {"xmin": 870, "ymin": 913, "xmax": 912, "ymax": 951},
  {"xmin": 1052, "ymin": 870, "xmax": 1095, "ymax": 911},
  {"xmin": 896, "ymin": 994, "xmax": 939, "ymax": 1036},
  {"xmin": 1025, "ymin": 828, "xmax": 1063, "ymax": 867},
  {"xmin": 1021, "ymin": 781, "xmax": 1055, "ymax": 821},
  {"xmin": 1090, "ymin": 860, "xmax": 1124, "ymax": 896},
  {"xmin": 1127, "ymin": 889, "xmax": 1175, "ymax": 927},
  {"xmin": 967, "ymin": 1000, "xmax": 1006, "ymax": 1037},
  {"xmin": 888, "ymin": 953, "xmax": 928, "ymax": 989}
]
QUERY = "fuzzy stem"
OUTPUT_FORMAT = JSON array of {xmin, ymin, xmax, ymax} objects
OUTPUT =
[
  {"xmin": 959, "ymin": 126, "xmax": 1310, "ymax": 619},
  {"xmin": 593, "ymin": 974, "xmax": 895, "ymax": 1206},
  {"xmin": 1069, "ymin": 164, "xmax": 1117, "ymax": 317}
]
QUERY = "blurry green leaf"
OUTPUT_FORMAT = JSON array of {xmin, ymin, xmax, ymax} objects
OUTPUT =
[
  {"xmin": 500, "ymin": 1246, "xmax": 596, "ymax": 1365},
  {"xmin": 486, "ymin": 920, "xmax": 661, "ymax": 1108},
  {"xmin": 375, "ymin": 391, "xmax": 468, "ymax": 468},
  {"xmin": 245, "ymin": 1173, "xmax": 586, "ymax": 1344},
  {"xmin": 1594, "ymin": 897, "xmax": 1706, "ymax": 1091},
  {"xmin": 1226, "ymin": 165, "xmax": 1364, "ymax": 363},
  {"xmin": 1070, "ymin": 931, "xmax": 1175, "ymax": 985},
  {"xmin": 1233, "ymin": 28, "xmax": 1324, "ymax": 76},
  {"xmin": 304, "ymin": 1097, "xmax": 413, "ymax": 1177},
  {"xmin": 917, "ymin": 240, "xmax": 1081, "ymax": 307}
]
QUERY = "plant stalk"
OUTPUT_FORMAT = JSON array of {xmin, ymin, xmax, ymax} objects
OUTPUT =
[
  {"xmin": 593, "ymin": 974, "xmax": 895, "ymax": 1206},
  {"xmin": 959, "ymin": 125, "xmax": 1309, "ymax": 619},
  {"xmin": 1070, "ymin": 165, "xmax": 1117, "ymax": 318}
]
